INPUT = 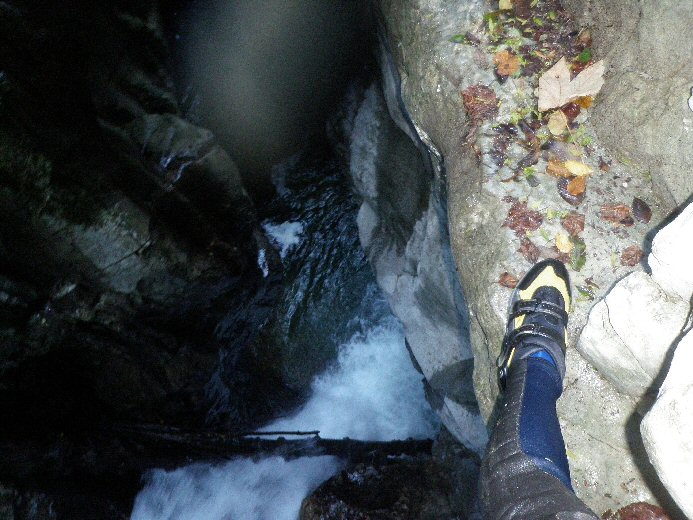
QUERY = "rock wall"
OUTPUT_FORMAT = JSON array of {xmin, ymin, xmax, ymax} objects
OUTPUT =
[
  {"xmin": 560, "ymin": 0, "xmax": 693, "ymax": 206},
  {"xmin": 378, "ymin": 0, "xmax": 688, "ymax": 515},
  {"xmin": 348, "ymin": 77, "xmax": 488, "ymax": 453}
]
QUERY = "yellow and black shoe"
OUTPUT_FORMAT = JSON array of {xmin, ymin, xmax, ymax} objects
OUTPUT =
[{"xmin": 497, "ymin": 259, "xmax": 571, "ymax": 391}]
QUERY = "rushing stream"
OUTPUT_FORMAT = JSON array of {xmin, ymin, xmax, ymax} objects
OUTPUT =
[{"xmin": 130, "ymin": 110, "xmax": 439, "ymax": 519}]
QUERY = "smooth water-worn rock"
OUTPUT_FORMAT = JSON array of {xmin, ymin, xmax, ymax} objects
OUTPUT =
[
  {"xmin": 561, "ymin": 0, "xmax": 693, "ymax": 206},
  {"xmin": 578, "ymin": 271, "xmax": 689, "ymax": 397},
  {"xmin": 641, "ymin": 329, "xmax": 693, "ymax": 519},
  {"xmin": 349, "ymin": 82, "xmax": 487, "ymax": 454},
  {"xmin": 648, "ymin": 202, "xmax": 693, "ymax": 301}
]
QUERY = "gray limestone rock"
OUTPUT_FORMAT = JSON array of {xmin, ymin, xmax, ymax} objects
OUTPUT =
[
  {"xmin": 349, "ymin": 82, "xmax": 488, "ymax": 453},
  {"xmin": 578, "ymin": 271, "xmax": 689, "ymax": 398},
  {"xmin": 649, "ymin": 202, "xmax": 693, "ymax": 302},
  {"xmin": 641, "ymin": 328, "xmax": 693, "ymax": 519},
  {"xmin": 562, "ymin": 0, "xmax": 693, "ymax": 206}
]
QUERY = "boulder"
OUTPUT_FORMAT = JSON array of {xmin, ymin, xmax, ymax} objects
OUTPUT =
[
  {"xmin": 578, "ymin": 271, "xmax": 689, "ymax": 397},
  {"xmin": 641, "ymin": 329, "xmax": 693, "ymax": 519},
  {"xmin": 648, "ymin": 202, "xmax": 693, "ymax": 301},
  {"xmin": 561, "ymin": 0, "xmax": 693, "ymax": 206}
]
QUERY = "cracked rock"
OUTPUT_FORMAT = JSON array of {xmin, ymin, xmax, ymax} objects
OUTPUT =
[
  {"xmin": 641, "ymin": 328, "xmax": 693, "ymax": 519},
  {"xmin": 578, "ymin": 271, "xmax": 689, "ymax": 397}
]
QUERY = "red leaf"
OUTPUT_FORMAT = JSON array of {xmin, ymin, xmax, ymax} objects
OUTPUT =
[
  {"xmin": 518, "ymin": 238, "xmax": 541, "ymax": 263},
  {"xmin": 600, "ymin": 204, "xmax": 634, "ymax": 226},
  {"xmin": 561, "ymin": 212, "xmax": 585, "ymax": 236},
  {"xmin": 617, "ymin": 502, "xmax": 671, "ymax": 520},
  {"xmin": 498, "ymin": 272, "xmax": 519, "ymax": 288},
  {"xmin": 504, "ymin": 200, "xmax": 544, "ymax": 236},
  {"xmin": 620, "ymin": 245, "xmax": 643, "ymax": 267},
  {"xmin": 461, "ymin": 85, "xmax": 498, "ymax": 121}
]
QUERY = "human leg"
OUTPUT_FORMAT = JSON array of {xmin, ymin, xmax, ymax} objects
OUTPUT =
[{"xmin": 480, "ymin": 260, "xmax": 598, "ymax": 520}]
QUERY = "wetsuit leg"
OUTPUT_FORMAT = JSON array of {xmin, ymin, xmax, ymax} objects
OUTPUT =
[{"xmin": 480, "ymin": 356, "xmax": 599, "ymax": 520}]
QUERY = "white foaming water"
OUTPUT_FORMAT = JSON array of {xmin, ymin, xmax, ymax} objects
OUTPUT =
[
  {"xmin": 263, "ymin": 317, "xmax": 438, "ymax": 440},
  {"xmin": 131, "ymin": 456, "xmax": 340, "ymax": 520},
  {"xmin": 262, "ymin": 221, "xmax": 304, "ymax": 259},
  {"xmin": 131, "ymin": 315, "xmax": 437, "ymax": 520}
]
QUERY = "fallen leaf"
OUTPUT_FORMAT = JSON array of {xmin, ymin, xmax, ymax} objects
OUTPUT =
[
  {"xmin": 538, "ymin": 57, "xmax": 605, "ymax": 112},
  {"xmin": 504, "ymin": 200, "xmax": 544, "ymax": 236},
  {"xmin": 564, "ymin": 160, "xmax": 593, "ymax": 177},
  {"xmin": 499, "ymin": 272, "xmax": 518, "ymax": 288},
  {"xmin": 561, "ymin": 102, "xmax": 581, "ymax": 122},
  {"xmin": 461, "ymin": 85, "xmax": 498, "ymax": 120},
  {"xmin": 598, "ymin": 157, "xmax": 611, "ymax": 171},
  {"xmin": 569, "ymin": 236, "xmax": 587, "ymax": 271},
  {"xmin": 567, "ymin": 176, "xmax": 586, "ymax": 196},
  {"xmin": 577, "ymin": 29, "xmax": 592, "ymax": 47},
  {"xmin": 621, "ymin": 246, "xmax": 643, "ymax": 267},
  {"xmin": 499, "ymin": 0, "xmax": 513, "ymax": 10},
  {"xmin": 494, "ymin": 50, "xmax": 521, "ymax": 76},
  {"xmin": 576, "ymin": 48, "xmax": 593, "ymax": 64},
  {"xmin": 561, "ymin": 212, "xmax": 585, "ymax": 235},
  {"xmin": 575, "ymin": 285, "xmax": 595, "ymax": 301},
  {"xmin": 513, "ymin": 0, "xmax": 530, "ymax": 18},
  {"xmin": 518, "ymin": 237, "xmax": 541, "ymax": 263},
  {"xmin": 546, "ymin": 159, "xmax": 573, "ymax": 178},
  {"xmin": 547, "ymin": 110, "xmax": 568, "ymax": 135},
  {"xmin": 575, "ymin": 96, "xmax": 593, "ymax": 108},
  {"xmin": 558, "ymin": 178, "xmax": 585, "ymax": 206},
  {"xmin": 600, "ymin": 204, "xmax": 634, "ymax": 226},
  {"xmin": 632, "ymin": 197, "xmax": 652, "ymax": 224},
  {"xmin": 555, "ymin": 232, "xmax": 573, "ymax": 253}
]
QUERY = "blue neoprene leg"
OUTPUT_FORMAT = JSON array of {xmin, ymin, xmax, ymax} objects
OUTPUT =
[{"xmin": 520, "ymin": 356, "xmax": 572, "ymax": 490}]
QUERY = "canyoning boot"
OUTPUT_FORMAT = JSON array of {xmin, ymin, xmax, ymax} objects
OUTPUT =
[{"xmin": 497, "ymin": 259, "xmax": 571, "ymax": 391}]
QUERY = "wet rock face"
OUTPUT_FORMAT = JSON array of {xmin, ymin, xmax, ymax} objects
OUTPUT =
[
  {"xmin": 0, "ymin": 4, "xmax": 304, "ymax": 511},
  {"xmin": 348, "ymin": 82, "xmax": 488, "ymax": 453},
  {"xmin": 300, "ymin": 458, "xmax": 462, "ymax": 520},
  {"xmin": 560, "ymin": 0, "xmax": 693, "ymax": 206}
]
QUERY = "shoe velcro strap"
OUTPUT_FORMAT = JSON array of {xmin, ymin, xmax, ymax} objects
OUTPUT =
[
  {"xmin": 502, "ymin": 322, "xmax": 566, "ymax": 353},
  {"xmin": 507, "ymin": 298, "xmax": 568, "ymax": 328}
]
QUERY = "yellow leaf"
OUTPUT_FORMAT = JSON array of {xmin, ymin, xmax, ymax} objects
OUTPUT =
[
  {"xmin": 546, "ymin": 159, "xmax": 572, "ymax": 178},
  {"xmin": 547, "ymin": 110, "xmax": 568, "ymax": 136},
  {"xmin": 499, "ymin": 0, "xmax": 513, "ymax": 9},
  {"xmin": 555, "ymin": 232, "xmax": 574, "ymax": 253},
  {"xmin": 564, "ymin": 160, "xmax": 593, "ymax": 177}
]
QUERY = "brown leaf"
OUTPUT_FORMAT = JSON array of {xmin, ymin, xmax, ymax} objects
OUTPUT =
[
  {"xmin": 557, "ymin": 178, "xmax": 585, "ymax": 206},
  {"xmin": 632, "ymin": 197, "xmax": 652, "ymax": 224},
  {"xmin": 600, "ymin": 204, "xmax": 634, "ymax": 226},
  {"xmin": 567, "ymin": 176, "xmax": 587, "ymax": 196},
  {"xmin": 461, "ymin": 85, "xmax": 498, "ymax": 121},
  {"xmin": 616, "ymin": 502, "xmax": 671, "ymax": 520},
  {"xmin": 620, "ymin": 245, "xmax": 643, "ymax": 267},
  {"xmin": 561, "ymin": 212, "xmax": 585, "ymax": 235},
  {"xmin": 498, "ymin": 272, "xmax": 519, "ymax": 288},
  {"xmin": 494, "ymin": 50, "xmax": 521, "ymax": 76},
  {"xmin": 546, "ymin": 160, "xmax": 573, "ymax": 178},
  {"xmin": 598, "ymin": 157, "xmax": 611, "ymax": 171},
  {"xmin": 577, "ymin": 29, "xmax": 592, "ymax": 47},
  {"xmin": 538, "ymin": 58, "xmax": 605, "ymax": 112},
  {"xmin": 561, "ymin": 102, "xmax": 581, "ymax": 122},
  {"xmin": 513, "ymin": 0, "xmax": 530, "ymax": 18},
  {"xmin": 504, "ymin": 200, "xmax": 544, "ymax": 236},
  {"xmin": 518, "ymin": 237, "xmax": 541, "ymax": 263}
]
